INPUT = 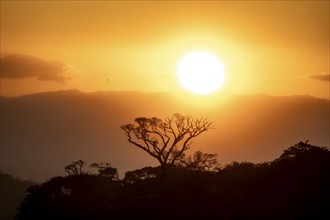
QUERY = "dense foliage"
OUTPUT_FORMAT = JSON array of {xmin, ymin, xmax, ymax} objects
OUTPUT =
[{"xmin": 17, "ymin": 142, "xmax": 330, "ymax": 219}]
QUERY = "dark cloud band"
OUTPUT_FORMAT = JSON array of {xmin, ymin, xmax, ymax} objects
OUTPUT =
[
  {"xmin": 0, "ymin": 54, "xmax": 69, "ymax": 83},
  {"xmin": 309, "ymin": 73, "xmax": 330, "ymax": 82}
]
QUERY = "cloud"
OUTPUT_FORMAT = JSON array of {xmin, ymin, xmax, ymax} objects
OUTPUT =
[
  {"xmin": 309, "ymin": 73, "xmax": 330, "ymax": 82},
  {"xmin": 0, "ymin": 54, "xmax": 70, "ymax": 83}
]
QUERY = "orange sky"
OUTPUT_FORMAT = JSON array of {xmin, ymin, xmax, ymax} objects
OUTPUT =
[{"xmin": 1, "ymin": 1, "xmax": 329, "ymax": 99}]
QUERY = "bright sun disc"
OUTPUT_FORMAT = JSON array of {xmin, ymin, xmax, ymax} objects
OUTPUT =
[{"xmin": 177, "ymin": 51, "xmax": 225, "ymax": 95}]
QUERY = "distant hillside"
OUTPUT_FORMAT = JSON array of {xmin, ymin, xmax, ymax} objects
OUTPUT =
[
  {"xmin": 0, "ymin": 90, "xmax": 329, "ymax": 182},
  {"xmin": 0, "ymin": 172, "xmax": 36, "ymax": 220}
]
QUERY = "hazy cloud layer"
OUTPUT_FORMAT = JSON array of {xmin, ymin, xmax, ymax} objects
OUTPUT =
[
  {"xmin": 309, "ymin": 73, "xmax": 330, "ymax": 82},
  {"xmin": 0, "ymin": 54, "xmax": 69, "ymax": 83}
]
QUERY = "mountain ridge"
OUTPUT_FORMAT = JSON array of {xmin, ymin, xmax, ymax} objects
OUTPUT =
[
  {"xmin": 1, "ymin": 90, "xmax": 329, "ymax": 182},
  {"xmin": 2, "ymin": 89, "xmax": 329, "ymax": 101}
]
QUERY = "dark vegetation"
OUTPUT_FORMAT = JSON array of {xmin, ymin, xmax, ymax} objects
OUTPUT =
[
  {"xmin": 0, "ymin": 172, "xmax": 35, "ymax": 220},
  {"xmin": 6, "ymin": 114, "xmax": 330, "ymax": 219},
  {"xmin": 16, "ymin": 141, "xmax": 330, "ymax": 219}
]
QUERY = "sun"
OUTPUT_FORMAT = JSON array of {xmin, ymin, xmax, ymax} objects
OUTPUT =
[{"xmin": 177, "ymin": 51, "xmax": 225, "ymax": 95}]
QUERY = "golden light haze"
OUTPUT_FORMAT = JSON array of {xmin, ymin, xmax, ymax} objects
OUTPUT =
[{"xmin": 1, "ymin": 1, "xmax": 329, "ymax": 99}]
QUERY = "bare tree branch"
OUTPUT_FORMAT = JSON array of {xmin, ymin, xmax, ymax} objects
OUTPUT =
[{"xmin": 120, "ymin": 114, "xmax": 214, "ymax": 172}]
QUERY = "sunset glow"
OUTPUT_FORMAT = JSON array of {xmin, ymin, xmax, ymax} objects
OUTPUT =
[
  {"xmin": 0, "ymin": 2, "xmax": 329, "ymax": 215},
  {"xmin": 177, "ymin": 51, "xmax": 225, "ymax": 95},
  {"xmin": 0, "ymin": 1, "xmax": 329, "ymax": 99}
]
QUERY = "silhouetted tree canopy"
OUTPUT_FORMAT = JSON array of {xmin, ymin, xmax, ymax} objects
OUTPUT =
[
  {"xmin": 121, "ymin": 113, "xmax": 214, "ymax": 172},
  {"xmin": 64, "ymin": 160, "xmax": 87, "ymax": 176},
  {"xmin": 123, "ymin": 166, "xmax": 160, "ymax": 184},
  {"xmin": 17, "ymin": 142, "xmax": 330, "ymax": 220},
  {"xmin": 90, "ymin": 163, "xmax": 119, "ymax": 180},
  {"xmin": 278, "ymin": 140, "xmax": 330, "ymax": 161},
  {"xmin": 176, "ymin": 151, "xmax": 220, "ymax": 171}
]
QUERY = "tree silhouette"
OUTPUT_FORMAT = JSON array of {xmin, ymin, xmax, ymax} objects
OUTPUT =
[
  {"xmin": 64, "ymin": 160, "xmax": 87, "ymax": 176},
  {"xmin": 278, "ymin": 140, "xmax": 330, "ymax": 161},
  {"xmin": 16, "ymin": 142, "xmax": 330, "ymax": 220},
  {"xmin": 177, "ymin": 151, "xmax": 220, "ymax": 171},
  {"xmin": 89, "ymin": 163, "xmax": 119, "ymax": 180},
  {"xmin": 121, "ymin": 113, "xmax": 214, "ymax": 172},
  {"xmin": 124, "ymin": 166, "xmax": 161, "ymax": 184}
]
